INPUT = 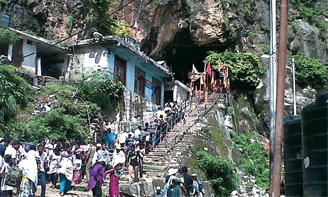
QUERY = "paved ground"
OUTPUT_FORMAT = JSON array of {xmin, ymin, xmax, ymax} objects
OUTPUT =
[{"xmin": 34, "ymin": 181, "xmax": 93, "ymax": 197}]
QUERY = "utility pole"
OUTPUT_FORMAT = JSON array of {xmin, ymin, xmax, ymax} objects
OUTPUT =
[
  {"xmin": 270, "ymin": 0, "xmax": 288, "ymax": 196},
  {"xmin": 292, "ymin": 58, "xmax": 297, "ymax": 115},
  {"xmin": 269, "ymin": 0, "xmax": 278, "ymax": 191}
]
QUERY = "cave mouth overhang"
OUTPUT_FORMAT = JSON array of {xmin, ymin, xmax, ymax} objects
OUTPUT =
[{"xmin": 163, "ymin": 42, "xmax": 235, "ymax": 83}]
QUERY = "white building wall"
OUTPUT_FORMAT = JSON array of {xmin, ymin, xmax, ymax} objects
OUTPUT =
[
  {"xmin": 67, "ymin": 47, "xmax": 111, "ymax": 81},
  {"xmin": 8, "ymin": 45, "xmax": 13, "ymax": 61},
  {"xmin": 82, "ymin": 47, "xmax": 108, "ymax": 72},
  {"xmin": 22, "ymin": 38, "xmax": 37, "ymax": 74},
  {"xmin": 173, "ymin": 81, "xmax": 190, "ymax": 105}
]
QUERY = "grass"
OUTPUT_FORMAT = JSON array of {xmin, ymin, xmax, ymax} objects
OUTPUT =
[{"xmin": 143, "ymin": 165, "xmax": 163, "ymax": 171}]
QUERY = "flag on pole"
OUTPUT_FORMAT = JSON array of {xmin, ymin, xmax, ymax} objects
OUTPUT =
[
  {"xmin": 211, "ymin": 71, "xmax": 215, "ymax": 85},
  {"xmin": 218, "ymin": 59, "xmax": 223, "ymax": 71},
  {"xmin": 134, "ymin": 20, "xmax": 140, "ymax": 38},
  {"xmin": 192, "ymin": 64, "xmax": 199, "ymax": 73},
  {"xmin": 224, "ymin": 62, "xmax": 229, "ymax": 77},
  {"xmin": 206, "ymin": 62, "xmax": 212, "ymax": 77}
]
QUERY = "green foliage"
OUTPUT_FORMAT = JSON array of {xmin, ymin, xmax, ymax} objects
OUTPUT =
[
  {"xmin": 103, "ymin": 20, "xmax": 134, "ymax": 37},
  {"xmin": 0, "ymin": 65, "xmax": 29, "ymax": 121},
  {"xmin": 26, "ymin": 30, "xmax": 38, "ymax": 37},
  {"xmin": 292, "ymin": 52, "xmax": 328, "ymax": 90},
  {"xmin": 0, "ymin": 28, "xmax": 21, "ymax": 45},
  {"xmin": 77, "ymin": 70, "xmax": 124, "ymax": 111},
  {"xmin": 205, "ymin": 51, "xmax": 266, "ymax": 87},
  {"xmin": 230, "ymin": 132, "xmax": 269, "ymax": 187},
  {"xmin": 249, "ymin": 31, "xmax": 260, "ymax": 40},
  {"xmin": 90, "ymin": 0, "xmax": 113, "ymax": 33},
  {"xmin": 87, "ymin": 0, "xmax": 133, "ymax": 37},
  {"xmin": 36, "ymin": 109, "xmax": 88, "ymax": 140},
  {"xmin": 290, "ymin": 0, "xmax": 328, "ymax": 41},
  {"xmin": 67, "ymin": 15, "xmax": 74, "ymax": 34},
  {"xmin": 313, "ymin": 18, "xmax": 328, "ymax": 40},
  {"xmin": 291, "ymin": 22, "xmax": 298, "ymax": 33},
  {"xmin": 42, "ymin": 85, "xmax": 100, "ymax": 118},
  {"xmin": 222, "ymin": 17, "xmax": 237, "ymax": 39},
  {"xmin": 197, "ymin": 151, "xmax": 238, "ymax": 196},
  {"xmin": 221, "ymin": 0, "xmax": 258, "ymax": 26},
  {"xmin": 0, "ymin": 67, "xmax": 124, "ymax": 141},
  {"xmin": 259, "ymin": 44, "xmax": 270, "ymax": 54},
  {"xmin": 5, "ymin": 109, "xmax": 90, "ymax": 142},
  {"xmin": 18, "ymin": 85, "xmax": 99, "ymax": 141}
]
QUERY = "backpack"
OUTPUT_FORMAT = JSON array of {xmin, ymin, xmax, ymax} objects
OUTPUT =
[
  {"xmin": 5, "ymin": 166, "xmax": 23, "ymax": 187},
  {"xmin": 198, "ymin": 180, "xmax": 204, "ymax": 192}
]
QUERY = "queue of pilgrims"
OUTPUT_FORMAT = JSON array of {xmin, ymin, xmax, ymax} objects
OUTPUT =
[{"xmin": 0, "ymin": 101, "xmax": 202, "ymax": 197}]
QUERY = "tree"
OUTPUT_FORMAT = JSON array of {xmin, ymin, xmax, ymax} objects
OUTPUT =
[
  {"xmin": 205, "ymin": 51, "xmax": 266, "ymax": 87},
  {"xmin": 293, "ymin": 52, "xmax": 328, "ymax": 90},
  {"xmin": 0, "ymin": 65, "xmax": 29, "ymax": 121},
  {"xmin": 197, "ymin": 151, "xmax": 238, "ymax": 196}
]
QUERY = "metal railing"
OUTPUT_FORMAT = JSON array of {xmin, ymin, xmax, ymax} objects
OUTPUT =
[{"xmin": 165, "ymin": 92, "xmax": 223, "ymax": 147}]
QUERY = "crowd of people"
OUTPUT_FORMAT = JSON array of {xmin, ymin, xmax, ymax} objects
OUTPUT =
[
  {"xmin": 152, "ymin": 166, "xmax": 204, "ymax": 197},
  {"xmin": 0, "ymin": 101, "xmax": 191, "ymax": 197}
]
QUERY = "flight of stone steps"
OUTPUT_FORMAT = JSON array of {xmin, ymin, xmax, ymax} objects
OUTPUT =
[
  {"xmin": 141, "ymin": 103, "xmax": 209, "ymax": 179},
  {"xmin": 117, "ymin": 93, "xmax": 227, "ymax": 195},
  {"xmin": 140, "ymin": 93, "xmax": 227, "ymax": 178}
]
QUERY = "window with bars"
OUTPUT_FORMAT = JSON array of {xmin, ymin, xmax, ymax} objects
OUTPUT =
[{"xmin": 114, "ymin": 55, "xmax": 126, "ymax": 85}]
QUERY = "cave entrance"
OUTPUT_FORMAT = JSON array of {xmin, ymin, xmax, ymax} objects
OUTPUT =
[
  {"xmin": 160, "ymin": 28, "xmax": 235, "ymax": 103},
  {"xmin": 164, "ymin": 41, "xmax": 232, "ymax": 85}
]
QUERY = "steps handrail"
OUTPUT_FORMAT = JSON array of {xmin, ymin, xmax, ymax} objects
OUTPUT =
[
  {"xmin": 197, "ymin": 92, "xmax": 223, "ymax": 119},
  {"xmin": 166, "ymin": 92, "xmax": 223, "ymax": 145}
]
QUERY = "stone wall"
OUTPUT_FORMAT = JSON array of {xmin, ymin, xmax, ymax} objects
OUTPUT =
[{"xmin": 110, "ymin": 88, "xmax": 159, "ymax": 133}]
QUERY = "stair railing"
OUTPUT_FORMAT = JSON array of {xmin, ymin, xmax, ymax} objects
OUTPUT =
[{"xmin": 166, "ymin": 92, "xmax": 223, "ymax": 149}]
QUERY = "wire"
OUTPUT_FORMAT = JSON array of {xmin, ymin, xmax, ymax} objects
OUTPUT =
[{"xmin": 12, "ymin": 0, "xmax": 136, "ymax": 61}]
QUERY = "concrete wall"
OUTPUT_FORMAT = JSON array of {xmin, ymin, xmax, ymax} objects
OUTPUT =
[
  {"xmin": 67, "ymin": 46, "xmax": 110, "ymax": 80},
  {"xmin": 173, "ymin": 80, "xmax": 191, "ymax": 105},
  {"xmin": 21, "ymin": 38, "xmax": 37, "ymax": 74},
  {"xmin": 109, "ymin": 87, "xmax": 158, "ymax": 133}
]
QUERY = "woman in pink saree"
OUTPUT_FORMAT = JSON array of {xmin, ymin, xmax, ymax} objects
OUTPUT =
[{"xmin": 103, "ymin": 162, "xmax": 123, "ymax": 197}]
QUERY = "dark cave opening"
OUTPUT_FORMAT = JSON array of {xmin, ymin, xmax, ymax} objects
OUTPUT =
[
  {"xmin": 165, "ymin": 45, "xmax": 227, "ymax": 84},
  {"xmin": 163, "ymin": 29, "xmax": 234, "ymax": 84}
]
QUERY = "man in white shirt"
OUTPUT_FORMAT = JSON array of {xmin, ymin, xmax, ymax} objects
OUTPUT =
[
  {"xmin": 155, "ymin": 108, "xmax": 166, "ymax": 119},
  {"xmin": 4, "ymin": 140, "xmax": 20, "ymax": 165},
  {"xmin": 119, "ymin": 131, "xmax": 129, "ymax": 147},
  {"xmin": 96, "ymin": 143, "xmax": 111, "ymax": 165},
  {"xmin": 111, "ymin": 145, "xmax": 125, "ymax": 168},
  {"xmin": 134, "ymin": 126, "xmax": 142, "ymax": 139}
]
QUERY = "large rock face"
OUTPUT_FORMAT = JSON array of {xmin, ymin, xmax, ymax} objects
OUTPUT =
[
  {"xmin": 1, "ymin": 0, "xmax": 327, "ymax": 63},
  {"xmin": 2, "ymin": 0, "xmax": 91, "ymax": 40}
]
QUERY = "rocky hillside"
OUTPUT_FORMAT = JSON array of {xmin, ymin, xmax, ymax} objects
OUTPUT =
[
  {"xmin": 1, "ymin": 0, "xmax": 327, "ymax": 61},
  {"xmin": 1, "ymin": 1, "xmax": 326, "ymax": 195}
]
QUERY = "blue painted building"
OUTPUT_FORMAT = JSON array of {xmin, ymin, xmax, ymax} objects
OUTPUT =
[{"xmin": 70, "ymin": 35, "xmax": 172, "ymax": 106}]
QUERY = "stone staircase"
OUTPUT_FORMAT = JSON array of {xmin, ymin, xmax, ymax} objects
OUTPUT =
[{"xmin": 117, "ymin": 93, "xmax": 227, "ymax": 196}]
